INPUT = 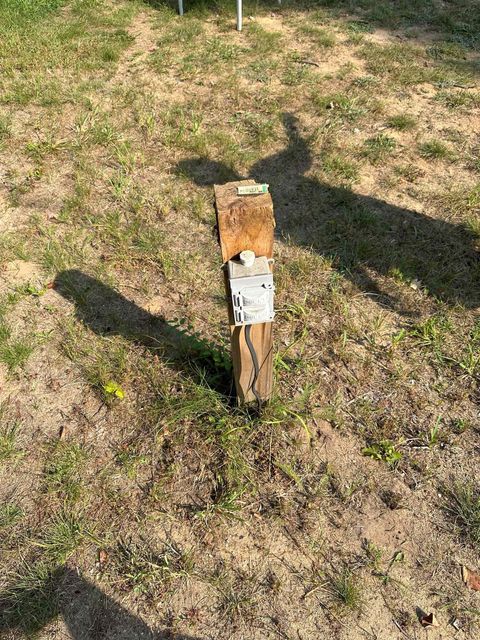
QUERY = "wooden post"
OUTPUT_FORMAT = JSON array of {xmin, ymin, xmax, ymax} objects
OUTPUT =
[{"xmin": 214, "ymin": 180, "xmax": 275, "ymax": 405}]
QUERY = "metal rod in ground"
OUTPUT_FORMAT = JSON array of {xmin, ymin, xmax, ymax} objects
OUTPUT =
[
  {"xmin": 236, "ymin": 0, "xmax": 242, "ymax": 31},
  {"xmin": 178, "ymin": 0, "xmax": 184, "ymax": 16}
]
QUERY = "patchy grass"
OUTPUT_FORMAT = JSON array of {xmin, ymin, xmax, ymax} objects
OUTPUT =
[
  {"xmin": 0, "ymin": 403, "xmax": 24, "ymax": 464},
  {"xmin": 0, "ymin": 502, "xmax": 23, "ymax": 530},
  {"xmin": 321, "ymin": 154, "xmax": 359, "ymax": 183},
  {"xmin": 445, "ymin": 484, "xmax": 480, "ymax": 550},
  {"xmin": 0, "ymin": 303, "xmax": 35, "ymax": 373},
  {"xmin": 0, "ymin": 424, "xmax": 22, "ymax": 464},
  {"xmin": 34, "ymin": 510, "xmax": 89, "ymax": 564},
  {"xmin": 0, "ymin": 562, "xmax": 58, "ymax": 634},
  {"xmin": 0, "ymin": 0, "xmax": 136, "ymax": 106},
  {"xmin": 435, "ymin": 90, "xmax": 480, "ymax": 110},
  {"xmin": 0, "ymin": 509, "xmax": 89, "ymax": 631},
  {"xmin": 215, "ymin": 569, "xmax": 264, "ymax": 622},
  {"xmin": 44, "ymin": 441, "xmax": 88, "ymax": 501},
  {"xmin": 327, "ymin": 568, "xmax": 363, "ymax": 612},
  {"xmin": 1, "ymin": 0, "xmax": 480, "ymax": 637},
  {"xmin": 387, "ymin": 114, "xmax": 417, "ymax": 131},
  {"xmin": 362, "ymin": 133, "xmax": 397, "ymax": 163},
  {"xmin": 419, "ymin": 139, "xmax": 454, "ymax": 161},
  {"xmin": 312, "ymin": 92, "xmax": 372, "ymax": 121},
  {"xmin": 435, "ymin": 182, "xmax": 480, "ymax": 217},
  {"xmin": 298, "ymin": 24, "xmax": 336, "ymax": 48},
  {"xmin": 0, "ymin": 339, "xmax": 34, "ymax": 372},
  {"xmin": 110, "ymin": 538, "xmax": 194, "ymax": 597}
]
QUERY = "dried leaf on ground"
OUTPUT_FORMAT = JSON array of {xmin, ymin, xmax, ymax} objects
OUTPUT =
[
  {"xmin": 420, "ymin": 612, "xmax": 439, "ymax": 627},
  {"xmin": 462, "ymin": 565, "xmax": 480, "ymax": 591},
  {"xmin": 97, "ymin": 548, "xmax": 109, "ymax": 569}
]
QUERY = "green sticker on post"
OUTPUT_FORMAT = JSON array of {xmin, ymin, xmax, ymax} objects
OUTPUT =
[{"xmin": 237, "ymin": 184, "xmax": 269, "ymax": 196}]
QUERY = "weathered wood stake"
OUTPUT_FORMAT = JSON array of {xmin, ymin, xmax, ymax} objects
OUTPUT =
[{"xmin": 214, "ymin": 180, "xmax": 275, "ymax": 405}]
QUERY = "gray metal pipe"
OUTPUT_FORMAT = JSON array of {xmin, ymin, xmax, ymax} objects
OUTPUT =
[
  {"xmin": 236, "ymin": 0, "xmax": 242, "ymax": 31},
  {"xmin": 178, "ymin": 0, "xmax": 184, "ymax": 16}
]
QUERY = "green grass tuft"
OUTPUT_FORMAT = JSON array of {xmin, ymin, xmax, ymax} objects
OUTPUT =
[
  {"xmin": 445, "ymin": 483, "xmax": 480, "ymax": 550},
  {"xmin": 247, "ymin": 22, "xmax": 283, "ymax": 54},
  {"xmin": 217, "ymin": 571, "xmax": 262, "ymax": 622},
  {"xmin": 112, "ymin": 538, "xmax": 194, "ymax": 596},
  {"xmin": 44, "ymin": 441, "xmax": 88, "ymax": 501},
  {"xmin": 313, "ymin": 92, "xmax": 367, "ymax": 121},
  {"xmin": 322, "ymin": 154, "xmax": 359, "ymax": 182},
  {"xmin": 0, "ymin": 502, "xmax": 23, "ymax": 530},
  {"xmin": 0, "ymin": 340, "xmax": 34, "ymax": 372},
  {"xmin": 0, "ymin": 562, "xmax": 58, "ymax": 634},
  {"xmin": 362, "ymin": 134, "xmax": 396, "ymax": 163},
  {"xmin": 419, "ymin": 139, "xmax": 453, "ymax": 160},
  {"xmin": 0, "ymin": 423, "xmax": 22, "ymax": 464},
  {"xmin": 387, "ymin": 114, "xmax": 417, "ymax": 131},
  {"xmin": 327, "ymin": 568, "xmax": 363, "ymax": 612},
  {"xmin": 435, "ymin": 90, "xmax": 480, "ymax": 110},
  {"xmin": 34, "ymin": 510, "xmax": 89, "ymax": 564},
  {"xmin": 298, "ymin": 24, "xmax": 336, "ymax": 47}
]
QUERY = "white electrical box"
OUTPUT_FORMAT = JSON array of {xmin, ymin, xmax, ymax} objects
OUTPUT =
[{"xmin": 227, "ymin": 254, "xmax": 275, "ymax": 327}]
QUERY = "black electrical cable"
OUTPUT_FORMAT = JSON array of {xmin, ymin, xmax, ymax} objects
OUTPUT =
[{"xmin": 244, "ymin": 323, "xmax": 263, "ymax": 411}]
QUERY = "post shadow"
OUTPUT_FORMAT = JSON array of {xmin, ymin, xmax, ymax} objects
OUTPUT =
[
  {"xmin": 53, "ymin": 270, "xmax": 233, "ymax": 398},
  {"xmin": 176, "ymin": 113, "xmax": 480, "ymax": 313},
  {"xmin": 0, "ymin": 565, "xmax": 203, "ymax": 640}
]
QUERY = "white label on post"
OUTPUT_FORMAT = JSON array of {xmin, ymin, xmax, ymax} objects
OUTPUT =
[{"xmin": 237, "ymin": 184, "xmax": 269, "ymax": 196}]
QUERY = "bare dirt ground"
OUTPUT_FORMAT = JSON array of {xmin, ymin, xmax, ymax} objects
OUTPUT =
[{"xmin": 0, "ymin": 1, "xmax": 479, "ymax": 639}]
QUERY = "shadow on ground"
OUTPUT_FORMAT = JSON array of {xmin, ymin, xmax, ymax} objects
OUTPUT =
[
  {"xmin": 176, "ymin": 113, "xmax": 480, "ymax": 313},
  {"xmin": 0, "ymin": 565, "xmax": 202, "ymax": 640},
  {"xmin": 54, "ymin": 270, "xmax": 233, "ymax": 397}
]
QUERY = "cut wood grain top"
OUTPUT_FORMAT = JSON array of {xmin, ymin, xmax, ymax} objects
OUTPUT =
[{"xmin": 214, "ymin": 180, "xmax": 275, "ymax": 263}]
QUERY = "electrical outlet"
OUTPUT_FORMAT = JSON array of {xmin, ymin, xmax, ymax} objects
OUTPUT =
[{"xmin": 227, "ymin": 255, "xmax": 275, "ymax": 326}]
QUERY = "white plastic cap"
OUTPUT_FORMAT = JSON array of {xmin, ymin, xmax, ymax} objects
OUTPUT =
[{"xmin": 239, "ymin": 250, "xmax": 255, "ymax": 267}]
